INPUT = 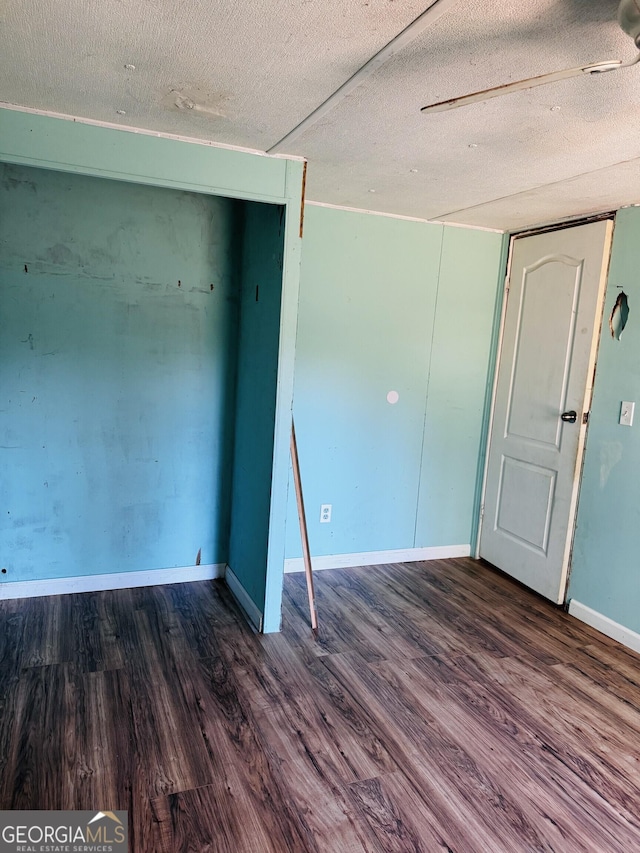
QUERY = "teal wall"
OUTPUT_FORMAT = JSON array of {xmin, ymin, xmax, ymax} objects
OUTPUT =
[
  {"xmin": 228, "ymin": 203, "xmax": 285, "ymax": 614},
  {"xmin": 0, "ymin": 162, "xmax": 241, "ymax": 579},
  {"xmin": 286, "ymin": 206, "xmax": 505, "ymax": 560},
  {"xmin": 4, "ymin": 109, "xmax": 638, "ymax": 641},
  {"xmin": 0, "ymin": 109, "xmax": 288, "ymax": 203},
  {"xmin": 0, "ymin": 107, "xmax": 304, "ymax": 632},
  {"xmin": 415, "ymin": 227, "xmax": 507, "ymax": 548},
  {"xmin": 569, "ymin": 207, "xmax": 640, "ymax": 633}
]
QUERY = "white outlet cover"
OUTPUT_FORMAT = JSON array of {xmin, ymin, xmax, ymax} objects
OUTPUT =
[{"xmin": 320, "ymin": 503, "xmax": 332, "ymax": 523}]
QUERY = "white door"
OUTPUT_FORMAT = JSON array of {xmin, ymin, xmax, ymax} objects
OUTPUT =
[{"xmin": 480, "ymin": 221, "xmax": 613, "ymax": 603}]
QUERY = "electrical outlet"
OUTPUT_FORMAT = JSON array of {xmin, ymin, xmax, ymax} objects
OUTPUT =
[
  {"xmin": 620, "ymin": 401, "xmax": 635, "ymax": 427},
  {"xmin": 320, "ymin": 504, "xmax": 332, "ymax": 523}
]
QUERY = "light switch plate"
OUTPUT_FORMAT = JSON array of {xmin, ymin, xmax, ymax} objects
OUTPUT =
[{"xmin": 620, "ymin": 401, "xmax": 635, "ymax": 427}]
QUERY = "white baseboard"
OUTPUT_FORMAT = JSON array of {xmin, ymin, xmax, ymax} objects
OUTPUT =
[
  {"xmin": 568, "ymin": 599, "xmax": 640, "ymax": 655},
  {"xmin": 284, "ymin": 544, "xmax": 470, "ymax": 573},
  {"xmin": 0, "ymin": 563, "xmax": 226, "ymax": 600},
  {"xmin": 225, "ymin": 566, "xmax": 263, "ymax": 632}
]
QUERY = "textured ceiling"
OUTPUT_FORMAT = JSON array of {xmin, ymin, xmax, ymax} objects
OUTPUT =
[
  {"xmin": 2, "ymin": 0, "xmax": 640, "ymax": 230},
  {"xmin": 0, "ymin": 0, "xmax": 428, "ymax": 150}
]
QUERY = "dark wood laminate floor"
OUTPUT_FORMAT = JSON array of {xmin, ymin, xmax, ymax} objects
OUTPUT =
[{"xmin": 1, "ymin": 558, "xmax": 640, "ymax": 852}]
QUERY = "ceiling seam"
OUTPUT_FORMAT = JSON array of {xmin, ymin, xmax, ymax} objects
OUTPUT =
[
  {"xmin": 267, "ymin": 0, "xmax": 460, "ymax": 154},
  {"xmin": 435, "ymin": 151, "xmax": 640, "ymax": 222}
]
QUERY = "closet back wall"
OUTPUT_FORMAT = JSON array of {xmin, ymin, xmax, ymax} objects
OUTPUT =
[{"xmin": 0, "ymin": 163, "xmax": 240, "ymax": 581}]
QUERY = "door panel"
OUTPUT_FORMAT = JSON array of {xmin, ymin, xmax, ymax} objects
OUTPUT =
[
  {"xmin": 496, "ymin": 457, "xmax": 556, "ymax": 552},
  {"xmin": 480, "ymin": 221, "xmax": 613, "ymax": 603},
  {"xmin": 506, "ymin": 256, "xmax": 581, "ymax": 448}
]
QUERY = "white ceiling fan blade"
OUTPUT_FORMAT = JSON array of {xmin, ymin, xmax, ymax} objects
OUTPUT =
[{"xmin": 421, "ymin": 55, "xmax": 640, "ymax": 114}]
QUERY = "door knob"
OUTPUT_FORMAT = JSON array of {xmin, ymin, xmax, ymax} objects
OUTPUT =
[{"xmin": 561, "ymin": 410, "xmax": 577, "ymax": 423}]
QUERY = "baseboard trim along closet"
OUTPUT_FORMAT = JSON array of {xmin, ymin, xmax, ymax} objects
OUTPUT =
[
  {"xmin": 284, "ymin": 544, "xmax": 471, "ymax": 573},
  {"xmin": 569, "ymin": 599, "xmax": 640, "ymax": 655},
  {"xmin": 0, "ymin": 563, "xmax": 226, "ymax": 600},
  {"xmin": 225, "ymin": 566, "xmax": 264, "ymax": 632}
]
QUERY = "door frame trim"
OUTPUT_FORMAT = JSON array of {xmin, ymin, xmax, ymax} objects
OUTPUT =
[{"xmin": 474, "ymin": 216, "xmax": 615, "ymax": 605}]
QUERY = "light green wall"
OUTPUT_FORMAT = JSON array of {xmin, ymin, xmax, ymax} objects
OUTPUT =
[
  {"xmin": 286, "ymin": 205, "xmax": 505, "ymax": 560},
  {"xmin": 0, "ymin": 107, "xmax": 304, "ymax": 633},
  {"xmin": 569, "ymin": 207, "xmax": 640, "ymax": 633},
  {"xmin": 0, "ymin": 109, "xmax": 287, "ymax": 202},
  {"xmin": 228, "ymin": 203, "xmax": 286, "ymax": 615},
  {"xmin": 0, "ymin": 107, "xmax": 514, "ymax": 628},
  {"xmin": 5, "ymin": 110, "xmax": 638, "ymax": 639},
  {"xmin": 0, "ymin": 163, "xmax": 241, "ymax": 579},
  {"xmin": 416, "ymin": 226, "xmax": 507, "ymax": 548}
]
